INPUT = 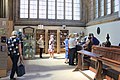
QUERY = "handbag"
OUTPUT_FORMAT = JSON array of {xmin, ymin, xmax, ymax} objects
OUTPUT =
[{"xmin": 17, "ymin": 63, "xmax": 25, "ymax": 77}]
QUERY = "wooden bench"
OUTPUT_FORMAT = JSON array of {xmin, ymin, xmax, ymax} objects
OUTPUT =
[
  {"xmin": 92, "ymin": 46, "xmax": 120, "ymax": 80},
  {"xmin": 74, "ymin": 49, "xmax": 120, "ymax": 80},
  {"xmin": 74, "ymin": 50, "xmax": 103, "ymax": 80}
]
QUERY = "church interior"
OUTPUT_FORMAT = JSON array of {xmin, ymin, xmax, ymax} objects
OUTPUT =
[{"xmin": 0, "ymin": 0, "xmax": 120, "ymax": 80}]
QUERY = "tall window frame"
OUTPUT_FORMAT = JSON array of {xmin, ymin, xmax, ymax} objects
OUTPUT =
[
  {"xmin": 57, "ymin": 0, "xmax": 64, "ymax": 19},
  {"xmin": 20, "ymin": 0, "xmax": 28, "ymax": 18},
  {"xmin": 39, "ymin": 0, "xmax": 47, "ymax": 19},
  {"xmin": 73, "ymin": 0, "xmax": 80, "ymax": 20},
  {"xmin": 65, "ymin": 0, "xmax": 72, "ymax": 20},
  {"xmin": 48, "ymin": 0, "xmax": 55, "ymax": 19},
  {"xmin": 29, "ymin": 0, "xmax": 37, "ymax": 18},
  {"xmin": 114, "ymin": 0, "xmax": 119, "ymax": 12},
  {"xmin": 19, "ymin": 0, "xmax": 81, "ymax": 21},
  {"xmin": 106, "ymin": 0, "xmax": 111, "ymax": 15},
  {"xmin": 95, "ymin": 0, "xmax": 99, "ymax": 18},
  {"xmin": 100, "ymin": 0, "xmax": 104, "ymax": 16}
]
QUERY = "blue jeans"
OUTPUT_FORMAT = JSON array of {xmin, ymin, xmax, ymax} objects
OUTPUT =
[{"xmin": 65, "ymin": 50, "xmax": 69, "ymax": 59}]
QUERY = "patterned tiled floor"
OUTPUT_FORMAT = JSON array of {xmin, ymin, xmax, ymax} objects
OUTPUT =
[{"xmin": 0, "ymin": 54, "xmax": 95, "ymax": 80}]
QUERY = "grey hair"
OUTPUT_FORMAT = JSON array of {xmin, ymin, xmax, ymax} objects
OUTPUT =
[
  {"xmin": 11, "ymin": 30, "xmax": 18, "ymax": 36},
  {"xmin": 50, "ymin": 35, "xmax": 54, "ymax": 38}
]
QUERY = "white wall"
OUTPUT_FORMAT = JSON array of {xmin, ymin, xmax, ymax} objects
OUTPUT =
[
  {"xmin": 66, "ymin": 27, "xmax": 86, "ymax": 34},
  {"xmin": 86, "ymin": 21, "xmax": 120, "ymax": 46}
]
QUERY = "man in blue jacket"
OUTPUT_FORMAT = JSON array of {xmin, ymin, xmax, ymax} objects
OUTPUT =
[{"xmin": 89, "ymin": 33, "xmax": 100, "ymax": 45}]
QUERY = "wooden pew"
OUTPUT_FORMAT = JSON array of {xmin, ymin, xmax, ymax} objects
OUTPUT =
[
  {"xmin": 74, "ymin": 50, "xmax": 103, "ymax": 80},
  {"xmin": 74, "ymin": 47, "xmax": 120, "ymax": 80},
  {"xmin": 92, "ymin": 46, "xmax": 120, "ymax": 80}
]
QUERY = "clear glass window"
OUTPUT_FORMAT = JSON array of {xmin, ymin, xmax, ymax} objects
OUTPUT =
[
  {"xmin": 19, "ymin": 0, "xmax": 81, "ymax": 21},
  {"xmin": 107, "ymin": 0, "xmax": 111, "ymax": 15},
  {"xmin": 30, "ymin": 0, "xmax": 37, "ymax": 18},
  {"xmin": 95, "ymin": 0, "xmax": 98, "ymax": 18},
  {"xmin": 39, "ymin": 0, "xmax": 46, "ymax": 19},
  {"xmin": 100, "ymin": 0, "xmax": 104, "ymax": 16},
  {"xmin": 48, "ymin": 0, "xmax": 55, "ymax": 19},
  {"xmin": 65, "ymin": 0, "xmax": 72, "ymax": 20},
  {"xmin": 114, "ymin": 0, "xmax": 119, "ymax": 12},
  {"xmin": 73, "ymin": 0, "xmax": 80, "ymax": 20},
  {"xmin": 57, "ymin": 0, "xmax": 64, "ymax": 19},
  {"xmin": 20, "ymin": 0, "xmax": 28, "ymax": 18}
]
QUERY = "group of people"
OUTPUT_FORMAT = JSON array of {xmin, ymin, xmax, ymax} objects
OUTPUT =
[
  {"xmin": 63, "ymin": 33, "xmax": 100, "ymax": 66},
  {"xmin": 37, "ymin": 32, "xmax": 100, "ymax": 63},
  {"xmin": 83, "ymin": 33, "xmax": 100, "ymax": 51},
  {"xmin": 37, "ymin": 34, "xmax": 55, "ymax": 59},
  {"xmin": 6, "ymin": 30, "xmax": 100, "ymax": 80}
]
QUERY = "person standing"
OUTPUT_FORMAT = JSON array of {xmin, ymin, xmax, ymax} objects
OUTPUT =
[
  {"xmin": 68, "ymin": 33, "xmax": 76, "ymax": 65},
  {"xmin": 6, "ymin": 31, "xmax": 24, "ymax": 80},
  {"xmin": 48, "ymin": 35, "xmax": 55, "ymax": 59},
  {"xmin": 37, "ymin": 35, "xmax": 44, "ymax": 58},
  {"xmin": 64, "ymin": 36, "xmax": 69, "ymax": 63}
]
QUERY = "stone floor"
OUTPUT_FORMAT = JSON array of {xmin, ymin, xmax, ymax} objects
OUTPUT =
[{"xmin": 0, "ymin": 53, "xmax": 95, "ymax": 80}]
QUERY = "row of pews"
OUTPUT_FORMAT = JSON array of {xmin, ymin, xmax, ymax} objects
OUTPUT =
[
  {"xmin": 92, "ymin": 45, "xmax": 120, "ymax": 80},
  {"xmin": 74, "ymin": 45, "xmax": 120, "ymax": 80}
]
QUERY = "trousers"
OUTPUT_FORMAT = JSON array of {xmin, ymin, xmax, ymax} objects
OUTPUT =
[{"xmin": 10, "ymin": 54, "xmax": 19, "ymax": 79}]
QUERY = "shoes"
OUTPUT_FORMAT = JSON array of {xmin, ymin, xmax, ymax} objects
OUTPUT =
[
  {"xmin": 49, "ymin": 57, "xmax": 54, "ymax": 59},
  {"xmin": 69, "ymin": 64, "xmax": 75, "ymax": 66},
  {"xmin": 64, "ymin": 62, "xmax": 68, "ymax": 64},
  {"xmin": 40, "ymin": 56, "xmax": 43, "ymax": 58}
]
